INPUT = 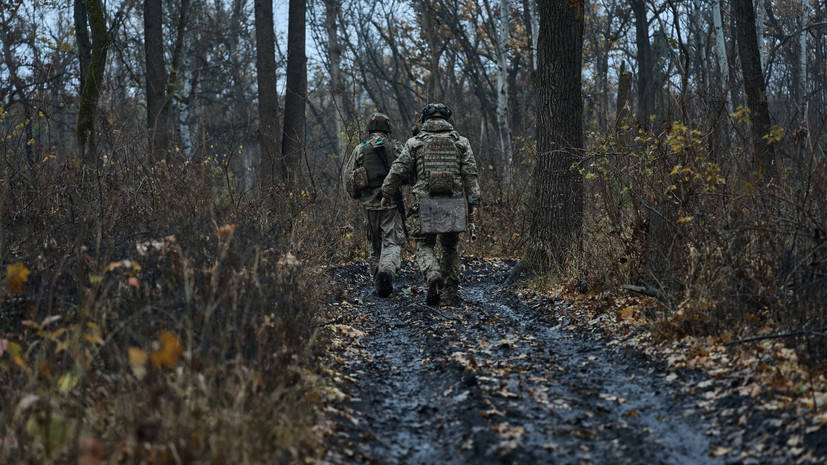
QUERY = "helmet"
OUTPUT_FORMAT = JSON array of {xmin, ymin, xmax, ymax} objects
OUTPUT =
[
  {"xmin": 367, "ymin": 113, "xmax": 393, "ymax": 133},
  {"xmin": 420, "ymin": 103, "xmax": 452, "ymax": 123}
]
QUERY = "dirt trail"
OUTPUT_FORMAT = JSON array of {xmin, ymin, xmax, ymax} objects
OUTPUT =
[{"xmin": 322, "ymin": 259, "xmax": 803, "ymax": 465}]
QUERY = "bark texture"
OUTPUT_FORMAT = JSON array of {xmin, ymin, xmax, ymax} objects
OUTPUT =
[
  {"xmin": 631, "ymin": 0, "xmax": 655, "ymax": 127},
  {"xmin": 732, "ymin": 0, "xmax": 776, "ymax": 178},
  {"xmin": 144, "ymin": 0, "xmax": 169, "ymax": 159},
  {"xmin": 255, "ymin": 0, "xmax": 281, "ymax": 189},
  {"xmin": 528, "ymin": 0, "xmax": 584, "ymax": 271},
  {"xmin": 76, "ymin": 0, "xmax": 110, "ymax": 167},
  {"xmin": 282, "ymin": 0, "xmax": 307, "ymax": 184}
]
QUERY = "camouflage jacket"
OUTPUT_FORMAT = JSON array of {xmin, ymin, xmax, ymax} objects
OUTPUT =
[
  {"xmin": 344, "ymin": 133, "xmax": 403, "ymax": 210},
  {"xmin": 381, "ymin": 118, "xmax": 480, "ymax": 210}
]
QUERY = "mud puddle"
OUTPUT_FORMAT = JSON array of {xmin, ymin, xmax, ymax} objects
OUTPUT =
[{"xmin": 322, "ymin": 259, "xmax": 783, "ymax": 464}]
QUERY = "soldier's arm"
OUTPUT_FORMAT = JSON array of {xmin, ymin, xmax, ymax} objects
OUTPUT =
[
  {"xmin": 381, "ymin": 142, "xmax": 415, "ymax": 199},
  {"xmin": 344, "ymin": 146, "xmax": 361, "ymax": 198},
  {"xmin": 457, "ymin": 138, "xmax": 481, "ymax": 204}
]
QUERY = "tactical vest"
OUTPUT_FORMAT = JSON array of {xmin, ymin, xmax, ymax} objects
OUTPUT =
[
  {"xmin": 360, "ymin": 139, "xmax": 394, "ymax": 189},
  {"xmin": 417, "ymin": 132, "xmax": 460, "ymax": 197}
]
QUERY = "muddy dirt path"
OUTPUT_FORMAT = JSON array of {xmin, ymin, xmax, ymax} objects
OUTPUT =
[{"xmin": 322, "ymin": 259, "xmax": 802, "ymax": 464}]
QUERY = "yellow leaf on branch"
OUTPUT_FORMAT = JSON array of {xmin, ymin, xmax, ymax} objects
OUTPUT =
[
  {"xmin": 150, "ymin": 331, "xmax": 184, "ymax": 368},
  {"xmin": 7, "ymin": 262, "xmax": 31, "ymax": 294}
]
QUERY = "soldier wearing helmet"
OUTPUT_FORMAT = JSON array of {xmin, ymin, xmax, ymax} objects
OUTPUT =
[
  {"xmin": 344, "ymin": 113, "xmax": 406, "ymax": 298},
  {"xmin": 380, "ymin": 103, "xmax": 480, "ymax": 306}
]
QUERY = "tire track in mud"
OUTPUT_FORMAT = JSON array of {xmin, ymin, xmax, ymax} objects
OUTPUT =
[{"xmin": 324, "ymin": 259, "xmax": 725, "ymax": 465}]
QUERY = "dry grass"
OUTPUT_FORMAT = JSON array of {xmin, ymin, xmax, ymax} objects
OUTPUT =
[{"xmin": 0, "ymin": 136, "xmax": 338, "ymax": 462}]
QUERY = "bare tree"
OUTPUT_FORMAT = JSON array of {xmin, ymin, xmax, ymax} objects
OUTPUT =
[
  {"xmin": 255, "ymin": 0, "xmax": 282, "ymax": 189},
  {"xmin": 76, "ymin": 0, "xmax": 110, "ymax": 166},
  {"xmin": 282, "ymin": 0, "xmax": 308, "ymax": 184},
  {"xmin": 733, "ymin": 0, "xmax": 776, "ymax": 178},
  {"xmin": 323, "ymin": 0, "xmax": 350, "ymax": 156},
  {"xmin": 631, "ymin": 0, "xmax": 654, "ymax": 127},
  {"xmin": 145, "ymin": 0, "xmax": 169, "ymax": 159}
]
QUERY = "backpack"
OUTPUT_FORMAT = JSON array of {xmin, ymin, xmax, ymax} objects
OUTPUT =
[
  {"xmin": 359, "ymin": 139, "xmax": 394, "ymax": 189},
  {"xmin": 417, "ymin": 132, "xmax": 461, "ymax": 197}
]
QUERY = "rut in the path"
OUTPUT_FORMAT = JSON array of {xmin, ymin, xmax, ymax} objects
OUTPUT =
[{"xmin": 323, "ymin": 259, "xmax": 787, "ymax": 465}]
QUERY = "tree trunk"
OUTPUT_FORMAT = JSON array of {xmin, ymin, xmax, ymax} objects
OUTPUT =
[
  {"xmin": 167, "ymin": 0, "xmax": 189, "ymax": 152},
  {"xmin": 144, "ymin": 0, "xmax": 169, "ymax": 160},
  {"xmin": 323, "ymin": 0, "xmax": 348, "ymax": 158},
  {"xmin": 282, "ymin": 0, "xmax": 307, "ymax": 185},
  {"xmin": 755, "ymin": 0, "xmax": 765, "ymax": 68},
  {"xmin": 74, "ymin": 0, "xmax": 91, "ymax": 92},
  {"xmin": 421, "ymin": 0, "xmax": 443, "ymax": 102},
  {"xmin": 631, "ymin": 0, "xmax": 654, "ymax": 127},
  {"xmin": 712, "ymin": 0, "xmax": 733, "ymax": 114},
  {"xmin": 732, "ymin": 0, "xmax": 776, "ymax": 178},
  {"xmin": 528, "ymin": 0, "xmax": 584, "ymax": 271},
  {"xmin": 255, "ymin": 0, "xmax": 280, "ymax": 191},
  {"xmin": 799, "ymin": 0, "xmax": 809, "ymax": 107},
  {"xmin": 615, "ymin": 61, "xmax": 632, "ymax": 131},
  {"xmin": 493, "ymin": 0, "xmax": 512, "ymax": 178},
  {"xmin": 76, "ymin": 0, "xmax": 110, "ymax": 167}
]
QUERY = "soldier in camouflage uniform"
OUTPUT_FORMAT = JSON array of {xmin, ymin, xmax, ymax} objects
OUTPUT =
[
  {"xmin": 380, "ymin": 103, "xmax": 480, "ymax": 306},
  {"xmin": 344, "ymin": 113, "xmax": 406, "ymax": 298}
]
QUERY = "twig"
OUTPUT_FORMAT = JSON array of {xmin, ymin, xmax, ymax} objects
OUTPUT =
[
  {"xmin": 725, "ymin": 327, "xmax": 827, "ymax": 346},
  {"xmin": 622, "ymin": 283, "xmax": 670, "ymax": 304},
  {"xmin": 313, "ymin": 316, "xmax": 346, "ymax": 328}
]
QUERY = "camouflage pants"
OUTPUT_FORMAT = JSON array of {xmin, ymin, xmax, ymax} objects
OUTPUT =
[
  {"xmin": 364, "ymin": 208, "xmax": 405, "ymax": 278},
  {"xmin": 414, "ymin": 232, "xmax": 460, "ymax": 292}
]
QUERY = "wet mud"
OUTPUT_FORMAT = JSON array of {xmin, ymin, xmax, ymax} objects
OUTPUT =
[{"xmin": 323, "ymin": 259, "xmax": 804, "ymax": 465}]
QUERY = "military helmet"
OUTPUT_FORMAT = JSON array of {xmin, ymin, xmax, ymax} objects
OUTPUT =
[
  {"xmin": 368, "ymin": 113, "xmax": 393, "ymax": 133},
  {"xmin": 420, "ymin": 103, "xmax": 452, "ymax": 123}
]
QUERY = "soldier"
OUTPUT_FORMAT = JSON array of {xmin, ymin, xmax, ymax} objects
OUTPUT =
[
  {"xmin": 344, "ymin": 113, "xmax": 407, "ymax": 298},
  {"xmin": 380, "ymin": 103, "xmax": 480, "ymax": 306}
]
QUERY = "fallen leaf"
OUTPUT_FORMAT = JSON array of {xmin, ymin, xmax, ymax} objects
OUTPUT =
[
  {"xmin": 623, "ymin": 408, "xmax": 640, "ymax": 418},
  {"xmin": 709, "ymin": 446, "xmax": 732, "ymax": 457}
]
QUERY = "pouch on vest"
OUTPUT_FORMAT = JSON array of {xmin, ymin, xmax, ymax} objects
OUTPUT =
[
  {"xmin": 421, "ymin": 133, "xmax": 459, "ymax": 196},
  {"xmin": 419, "ymin": 198, "xmax": 467, "ymax": 234},
  {"xmin": 351, "ymin": 167, "xmax": 369, "ymax": 193},
  {"xmin": 428, "ymin": 172, "xmax": 453, "ymax": 196}
]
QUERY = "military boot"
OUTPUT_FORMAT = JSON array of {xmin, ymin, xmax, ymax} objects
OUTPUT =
[
  {"xmin": 443, "ymin": 286, "xmax": 460, "ymax": 305},
  {"xmin": 375, "ymin": 270, "xmax": 393, "ymax": 298},
  {"xmin": 426, "ymin": 275, "xmax": 443, "ymax": 306}
]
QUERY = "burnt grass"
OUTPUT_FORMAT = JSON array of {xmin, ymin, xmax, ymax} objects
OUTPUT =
[{"xmin": 323, "ymin": 258, "xmax": 821, "ymax": 465}]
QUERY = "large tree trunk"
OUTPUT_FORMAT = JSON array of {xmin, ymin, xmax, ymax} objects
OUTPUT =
[
  {"xmin": 733, "ymin": 0, "xmax": 776, "ymax": 178},
  {"xmin": 255, "ymin": 0, "xmax": 280, "ymax": 190},
  {"xmin": 144, "ymin": 0, "xmax": 169, "ymax": 160},
  {"xmin": 76, "ymin": 0, "xmax": 109, "ymax": 167},
  {"xmin": 282, "ymin": 0, "xmax": 307, "ymax": 185},
  {"xmin": 527, "ymin": 0, "xmax": 584, "ymax": 271},
  {"xmin": 631, "ymin": 0, "xmax": 654, "ymax": 128}
]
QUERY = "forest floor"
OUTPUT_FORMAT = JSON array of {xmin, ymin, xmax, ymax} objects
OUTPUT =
[{"xmin": 318, "ymin": 258, "xmax": 827, "ymax": 465}]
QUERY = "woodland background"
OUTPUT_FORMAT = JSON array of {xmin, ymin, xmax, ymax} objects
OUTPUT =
[{"xmin": 0, "ymin": 0, "xmax": 825, "ymax": 462}]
